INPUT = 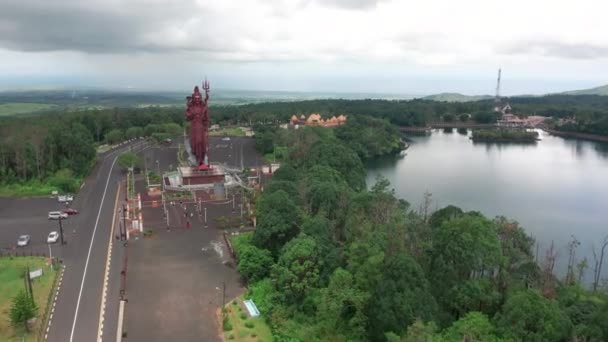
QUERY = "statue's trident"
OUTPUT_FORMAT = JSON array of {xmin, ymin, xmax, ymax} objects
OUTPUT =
[{"xmin": 202, "ymin": 78, "xmax": 210, "ymax": 99}]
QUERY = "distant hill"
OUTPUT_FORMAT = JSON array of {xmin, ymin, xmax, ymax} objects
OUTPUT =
[
  {"xmin": 423, "ymin": 93, "xmax": 493, "ymax": 102},
  {"xmin": 561, "ymin": 84, "xmax": 608, "ymax": 96}
]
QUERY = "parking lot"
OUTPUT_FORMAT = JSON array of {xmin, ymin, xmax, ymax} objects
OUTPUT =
[
  {"xmin": 0, "ymin": 197, "xmax": 79, "ymax": 258},
  {"xmin": 122, "ymin": 136, "xmax": 261, "ymax": 341}
]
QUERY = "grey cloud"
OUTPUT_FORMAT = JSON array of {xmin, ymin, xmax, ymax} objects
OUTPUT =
[
  {"xmin": 320, "ymin": 0, "xmax": 387, "ymax": 10},
  {"xmin": 499, "ymin": 40, "xmax": 608, "ymax": 60},
  {"xmin": 0, "ymin": 0, "xmax": 234, "ymax": 54}
]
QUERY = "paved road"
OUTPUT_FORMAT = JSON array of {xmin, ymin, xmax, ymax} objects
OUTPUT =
[{"xmin": 45, "ymin": 139, "xmax": 149, "ymax": 342}]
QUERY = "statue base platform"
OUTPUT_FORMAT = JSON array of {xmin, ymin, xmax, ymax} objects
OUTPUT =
[
  {"xmin": 180, "ymin": 166, "xmax": 225, "ymax": 186},
  {"xmin": 163, "ymin": 163, "xmax": 235, "ymax": 194}
]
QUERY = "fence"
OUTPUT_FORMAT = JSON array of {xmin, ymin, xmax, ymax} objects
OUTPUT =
[
  {"xmin": 36, "ymin": 263, "xmax": 63, "ymax": 342},
  {"xmin": 0, "ymin": 250, "xmax": 49, "ymax": 258}
]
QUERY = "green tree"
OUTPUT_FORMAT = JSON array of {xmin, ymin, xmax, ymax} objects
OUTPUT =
[
  {"xmin": 163, "ymin": 123, "xmax": 182, "ymax": 136},
  {"xmin": 236, "ymin": 244, "xmax": 274, "ymax": 282},
  {"xmin": 366, "ymin": 253, "xmax": 438, "ymax": 341},
  {"xmin": 105, "ymin": 128, "xmax": 124, "ymax": 144},
  {"xmin": 271, "ymin": 234, "xmax": 320, "ymax": 304},
  {"xmin": 495, "ymin": 289, "xmax": 571, "ymax": 341},
  {"xmin": 117, "ymin": 152, "xmax": 141, "ymax": 171},
  {"xmin": 10, "ymin": 290, "xmax": 38, "ymax": 331},
  {"xmin": 252, "ymin": 190, "xmax": 300, "ymax": 255},
  {"xmin": 429, "ymin": 214, "xmax": 502, "ymax": 318},
  {"xmin": 302, "ymin": 141, "xmax": 366, "ymax": 190},
  {"xmin": 443, "ymin": 312, "xmax": 502, "ymax": 342},
  {"xmin": 49, "ymin": 168, "xmax": 79, "ymax": 192},
  {"xmin": 317, "ymin": 268, "xmax": 369, "ymax": 340},
  {"xmin": 429, "ymin": 205, "xmax": 464, "ymax": 229},
  {"xmin": 402, "ymin": 319, "xmax": 442, "ymax": 342},
  {"xmin": 126, "ymin": 126, "xmax": 144, "ymax": 139},
  {"xmin": 272, "ymin": 163, "xmax": 297, "ymax": 182}
]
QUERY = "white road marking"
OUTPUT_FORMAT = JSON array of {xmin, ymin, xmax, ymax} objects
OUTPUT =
[
  {"xmin": 69, "ymin": 156, "xmax": 119, "ymax": 342},
  {"xmin": 44, "ymin": 265, "xmax": 65, "ymax": 342},
  {"xmin": 97, "ymin": 183, "xmax": 120, "ymax": 341}
]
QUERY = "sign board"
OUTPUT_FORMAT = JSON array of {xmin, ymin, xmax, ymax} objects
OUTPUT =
[{"xmin": 29, "ymin": 268, "xmax": 43, "ymax": 280}]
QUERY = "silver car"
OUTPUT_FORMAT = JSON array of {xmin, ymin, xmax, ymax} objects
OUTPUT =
[{"xmin": 17, "ymin": 235, "xmax": 31, "ymax": 247}]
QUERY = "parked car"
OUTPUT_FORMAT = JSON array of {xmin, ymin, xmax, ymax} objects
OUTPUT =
[
  {"xmin": 58, "ymin": 194, "xmax": 74, "ymax": 203},
  {"xmin": 62, "ymin": 208, "xmax": 79, "ymax": 215},
  {"xmin": 17, "ymin": 235, "xmax": 31, "ymax": 247},
  {"xmin": 48, "ymin": 211, "xmax": 68, "ymax": 220},
  {"xmin": 47, "ymin": 231, "xmax": 59, "ymax": 244}
]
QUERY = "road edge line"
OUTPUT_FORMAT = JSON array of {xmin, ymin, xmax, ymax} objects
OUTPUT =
[{"xmin": 97, "ymin": 182, "xmax": 121, "ymax": 341}]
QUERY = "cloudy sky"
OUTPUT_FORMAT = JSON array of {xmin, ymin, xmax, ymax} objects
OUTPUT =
[{"xmin": 1, "ymin": 0, "xmax": 607, "ymax": 95}]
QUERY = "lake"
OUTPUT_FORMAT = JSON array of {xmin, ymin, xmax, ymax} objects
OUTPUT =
[{"xmin": 366, "ymin": 128, "xmax": 608, "ymax": 280}]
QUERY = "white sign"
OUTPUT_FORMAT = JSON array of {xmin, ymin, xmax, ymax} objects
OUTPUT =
[{"xmin": 29, "ymin": 269, "xmax": 43, "ymax": 279}]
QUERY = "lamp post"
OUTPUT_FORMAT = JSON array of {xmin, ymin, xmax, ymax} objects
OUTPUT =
[
  {"xmin": 58, "ymin": 216, "xmax": 65, "ymax": 245},
  {"xmin": 204, "ymin": 207, "xmax": 207, "ymax": 228}
]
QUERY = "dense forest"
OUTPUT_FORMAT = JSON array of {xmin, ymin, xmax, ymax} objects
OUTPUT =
[
  {"xmin": 0, "ymin": 107, "xmax": 184, "ymax": 194},
  {"xmin": 210, "ymin": 94, "xmax": 608, "ymax": 135},
  {"xmin": 231, "ymin": 124, "xmax": 608, "ymax": 341},
  {"xmin": 2, "ymin": 93, "xmax": 608, "ymax": 194}
]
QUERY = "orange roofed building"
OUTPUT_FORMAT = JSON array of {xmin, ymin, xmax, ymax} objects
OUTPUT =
[{"xmin": 290, "ymin": 113, "xmax": 347, "ymax": 127}]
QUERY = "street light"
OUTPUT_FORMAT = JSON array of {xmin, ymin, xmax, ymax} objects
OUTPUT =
[
  {"xmin": 204, "ymin": 207, "xmax": 207, "ymax": 228},
  {"xmin": 58, "ymin": 216, "xmax": 65, "ymax": 245}
]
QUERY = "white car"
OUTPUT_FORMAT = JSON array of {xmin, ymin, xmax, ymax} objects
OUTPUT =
[
  {"xmin": 58, "ymin": 194, "xmax": 74, "ymax": 203},
  {"xmin": 47, "ymin": 231, "xmax": 59, "ymax": 244},
  {"xmin": 48, "ymin": 211, "xmax": 68, "ymax": 220},
  {"xmin": 17, "ymin": 235, "xmax": 31, "ymax": 247}
]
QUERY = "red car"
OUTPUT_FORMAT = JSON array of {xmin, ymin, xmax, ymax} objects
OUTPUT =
[{"xmin": 62, "ymin": 208, "xmax": 79, "ymax": 215}]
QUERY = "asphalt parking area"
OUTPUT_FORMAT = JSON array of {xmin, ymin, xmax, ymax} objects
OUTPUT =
[
  {"xmin": 123, "ymin": 179, "xmax": 244, "ymax": 342},
  {"xmin": 0, "ymin": 197, "xmax": 78, "ymax": 258}
]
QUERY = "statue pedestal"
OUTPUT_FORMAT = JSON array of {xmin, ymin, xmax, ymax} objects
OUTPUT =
[{"xmin": 179, "ymin": 166, "xmax": 225, "ymax": 187}]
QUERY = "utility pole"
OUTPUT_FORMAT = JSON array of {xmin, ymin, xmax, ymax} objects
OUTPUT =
[
  {"xmin": 26, "ymin": 266, "xmax": 34, "ymax": 300},
  {"xmin": 204, "ymin": 207, "xmax": 207, "ymax": 228},
  {"xmin": 232, "ymin": 194, "xmax": 235, "ymax": 213},
  {"xmin": 58, "ymin": 216, "xmax": 65, "ymax": 245},
  {"xmin": 122, "ymin": 203, "xmax": 127, "ymax": 241}
]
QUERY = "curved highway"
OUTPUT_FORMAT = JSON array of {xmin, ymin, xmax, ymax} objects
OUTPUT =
[{"xmin": 46, "ymin": 140, "xmax": 148, "ymax": 342}]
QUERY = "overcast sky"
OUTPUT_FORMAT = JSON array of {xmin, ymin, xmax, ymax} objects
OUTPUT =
[{"xmin": 1, "ymin": 0, "xmax": 607, "ymax": 95}]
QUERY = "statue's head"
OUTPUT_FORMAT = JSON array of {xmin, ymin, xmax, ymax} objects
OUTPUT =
[{"xmin": 192, "ymin": 86, "xmax": 202, "ymax": 103}]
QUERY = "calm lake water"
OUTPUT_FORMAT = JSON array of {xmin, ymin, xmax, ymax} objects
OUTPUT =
[{"xmin": 366, "ymin": 129, "xmax": 608, "ymax": 279}]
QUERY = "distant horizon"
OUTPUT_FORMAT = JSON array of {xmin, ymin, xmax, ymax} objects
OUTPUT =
[{"xmin": 0, "ymin": 80, "xmax": 606, "ymax": 99}]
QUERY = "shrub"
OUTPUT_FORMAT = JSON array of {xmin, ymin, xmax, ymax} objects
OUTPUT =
[
  {"xmin": 223, "ymin": 319, "xmax": 233, "ymax": 331},
  {"xmin": 227, "ymin": 334, "xmax": 234, "ymax": 340},
  {"xmin": 245, "ymin": 321, "xmax": 255, "ymax": 329},
  {"xmin": 240, "ymin": 312, "xmax": 247, "ymax": 320}
]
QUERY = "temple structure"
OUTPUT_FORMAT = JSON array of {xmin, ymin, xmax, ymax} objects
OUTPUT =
[{"xmin": 289, "ymin": 113, "xmax": 347, "ymax": 127}]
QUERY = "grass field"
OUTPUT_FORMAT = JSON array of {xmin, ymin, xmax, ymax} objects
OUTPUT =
[
  {"xmin": 0, "ymin": 103, "xmax": 58, "ymax": 116},
  {"xmin": 223, "ymin": 296, "xmax": 273, "ymax": 342},
  {"xmin": 0, "ymin": 180, "xmax": 60, "ymax": 198},
  {"xmin": 210, "ymin": 127, "xmax": 245, "ymax": 137},
  {"xmin": 0, "ymin": 257, "xmax": 58, "ymax": 341}
]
